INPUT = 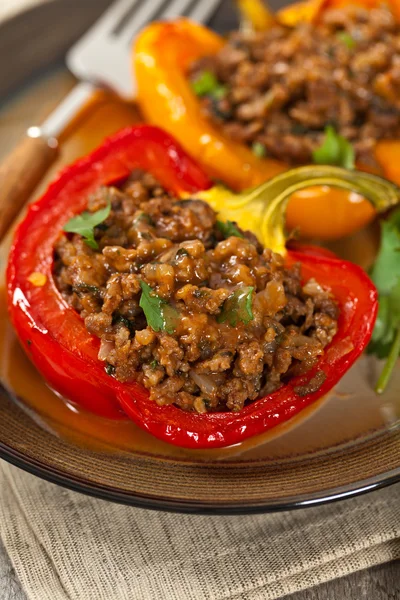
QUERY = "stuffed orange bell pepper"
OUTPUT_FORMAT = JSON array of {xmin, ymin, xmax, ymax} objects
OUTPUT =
[{"xmin": 135, "ymin": 0, "xmax": 400, "ymax": 240}]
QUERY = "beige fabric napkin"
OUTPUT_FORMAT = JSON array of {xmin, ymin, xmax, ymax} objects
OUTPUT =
[{"xmin": 0, "ymin": 461, "xmax": 399, "ymax": 600}]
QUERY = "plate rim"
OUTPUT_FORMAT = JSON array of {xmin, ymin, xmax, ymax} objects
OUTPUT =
[{"xmin": 1, "ymin": 438, "xmax": 399, "ymax": 514}]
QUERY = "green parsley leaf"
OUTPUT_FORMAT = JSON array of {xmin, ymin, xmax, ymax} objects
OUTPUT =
[
  {"xmin": 191, "ymin": 70, "xmax": 224, "ymax": 97},
  {"xmin": 64, "ymin": 203, "xmax": 111, "ymax": 250},
  {"xmin": 337, "ymin": 31, "xmax": 356, "ymax": 50},
  {"xmin": 251, "ymin": 141, "xmax": 267, "ymax": 158},
  {"xmin": 139, "ymin": 281, "xmax": 179, "ymax": 334},
  {"xmin": 212, "ymin": 85, "xmax": 228, "ymax": 100},
  {"xmin": 216, "ymin": 220, "xmax": 244, "ymax": 239},
  {"xmin": 369, "ymin": 281, "xmax": 400, "ymax": 357},
  {"xmin": 368, "ymin": 208, "xmax": 400, "ymax": 393},
  {"xmin": 312, "ymin": 125, "xmax": 355, "ymax": 169},
  {"xmin": 369, "ymin": 220, "xmax": 400, "ymax": 295},
  {"xmin": 218, "ymin": 287, "xmax": 254, "ymax": 327}
]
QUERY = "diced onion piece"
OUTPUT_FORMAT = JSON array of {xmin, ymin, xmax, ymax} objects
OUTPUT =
[
  {"xmin": 326, "ymin": 337, "xmax": 354, "ymax": 364},
  {"xmin": 98, "ymin": 339, "xmax": 114, "ymax": 361}
]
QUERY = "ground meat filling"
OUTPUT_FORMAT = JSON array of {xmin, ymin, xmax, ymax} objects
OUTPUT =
[
  {"xmin": 189, "ymin": 4, "xmax": 400, "ymax": 167},
  {"xmin": 54, "ymin": 170, "xmax": 339, "ymax": 413}
]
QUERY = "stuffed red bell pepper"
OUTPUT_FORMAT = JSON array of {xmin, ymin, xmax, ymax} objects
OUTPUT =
[{"xmin": 7, "ymin": 125, "xmax": 382, "ymax": 448}]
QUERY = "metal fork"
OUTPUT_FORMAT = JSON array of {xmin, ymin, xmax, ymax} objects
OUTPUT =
[{"xmin": 0, "ymin": 0, "xmax": 221, "ymax": 241}]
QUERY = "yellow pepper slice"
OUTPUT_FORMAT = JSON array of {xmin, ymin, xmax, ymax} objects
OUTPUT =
[
  {"xmin": 195, "ymin": 166, "xmax": 400, "ymax": 256},
  {"xmin": 235, "ymin": 0, "xmax": 276, "ymax": 30}
]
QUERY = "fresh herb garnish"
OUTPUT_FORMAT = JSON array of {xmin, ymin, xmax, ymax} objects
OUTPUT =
[
  {"xmin": 216, "ymin": 220, "xmax": 244, "ymax": 239},
  {"xmin": 72, "ymin": 283, "xmax": 101, "ymax": 298},
  {"xmin": 337, "ymin": 31, "xmax": 356, "ymax": 50},
  {"xmin": 251, "ymin": 141, "xmax": 267, "ymax": 158},
  {"xmin": 113, "ymin": 314, "xmax": 134, "ymax": 332},
  {"xmin": 212, "ymin": 85, "xmax": 228, "ymax": 100},
  {"xmin": 191, "ymin": 70, "xmax": 226, "ymax": 99},
  {"xmin": 64, "ymin": 203, "xmax": 111, "ymax": 250},
  {"xmin": 368, "ymin": 208, "xmax": 400, "ymax": 393},
  {"xmin": 105, "ymin": 363, "xmax": 115, "ymax": 376},
  {"xmin": 312, "ymin": 125, "xmax": 355, "ymax": 169},
  {"xmin": 139, "ymin": 281, "xmax": 179, "ymax": 334},
  {"xmin": 217, "ymin": 287, "xmax": 254, "ymax": 327},
  {"xmin": 133, "ymin": 212, "xmax": 155, "ymax": 226}
]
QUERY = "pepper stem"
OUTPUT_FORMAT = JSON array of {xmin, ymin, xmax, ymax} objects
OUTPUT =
[{"xmin": 196, "ymin": 166, "xmax": 400, "ymax": 255}]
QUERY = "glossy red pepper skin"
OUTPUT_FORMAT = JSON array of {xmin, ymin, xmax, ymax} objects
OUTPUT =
[
  {"xmin": 7, "ymin": 125, "xmax": 212, "ymax": 420},
  {"xmin": 7, "ymin": 125, "xmax": 378, "ymax": 447}
]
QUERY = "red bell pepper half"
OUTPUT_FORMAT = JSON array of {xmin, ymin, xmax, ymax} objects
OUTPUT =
[{"xmin": 7, "ymin": 125, "xmax": 378, "ymax": 449}]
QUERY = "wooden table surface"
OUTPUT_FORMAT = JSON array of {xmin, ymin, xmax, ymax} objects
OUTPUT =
[{"xmin": 0, "ymin": 0, "xmax": 399, "ymax": 598}]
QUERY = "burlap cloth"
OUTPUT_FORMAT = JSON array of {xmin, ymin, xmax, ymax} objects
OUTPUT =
[
  {"xmin": 0, "ymin": 0, "xmax": 399, "ymax": 598},
  {"xmin": 0, "ymin": 461, "xmax": 399, "ymax": 600}
]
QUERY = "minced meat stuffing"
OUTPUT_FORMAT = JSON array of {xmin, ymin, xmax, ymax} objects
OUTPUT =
[
  {"xmin": 54, "ymin": 170, "xmax": 339, "ymax": 413},
  {"xmin": 189, "ymin": 4, "xmax": 400, "ymax": 168}
]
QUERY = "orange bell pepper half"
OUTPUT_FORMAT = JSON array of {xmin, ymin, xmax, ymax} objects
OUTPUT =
[
  {"xmin": 135, "ymin": 19, "xmax": 285, "ymax": 190},
  {"xmin": 134, "ymin": 2, "xmax": 400, "ymax": 241}
]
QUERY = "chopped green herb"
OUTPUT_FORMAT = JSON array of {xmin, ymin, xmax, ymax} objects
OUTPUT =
[
  {"xmin": 217, "ymin": 287, "xmax": 254, "ymax": 327},
  {"xmin": 202, "ymin": 398, "xmax": 213, "ymax": 409},
  {"xmin": 337, "ymin": 31, "xmax": 356, "ymax": 50},
  {"xmin": 212, "ymin": 85, "xmax": 228, "ymax": 100},
  {"xmin": 191, "ymin": 70, "xmax": 224, "ymax": 98},
  {"xmin": 175, "ymin": 199, "xmax": 193, "ymax": 206},
  {"xmin": 193, "ymin": 288, "xmax": 207, "ymax": 298},
  {"xmin": 367, "ymin": 208, "xmax": 400, "ymax": 393},
  {"xmin": 326, "ymin": 45, "xmax": 336, "ymax": 59},
  {"xmin": 312, "ymin": 125, "xmax": 355, "ymax": 169},
  {"xmin": 150, "ymin": 359, "xmax": 159, "ymax": 369},
  {"xmin": 210, "ymin": 96, "xmax": 232, "ymax": 120},
  {"xmin": 291, "ymin": 123, "xmax": 310, "ymax": 136},
  {"xmin": 105, "ymin": 363, "xmax": 115, "ymax": 376},
  {"xmin": 139, "ymin": 281, "xmax": 179, "ymax": 334},
  {"xmin": 72, "ymin": 283, "xmax": 101, "ymax": 298},
  {"xmin": 113, "ymin": 314, "xmax": 134, "ymax": 332},
  {"xmin": 251, "ymin": 141, "xmax": 267, "ymax": 158},
  {"xmin": 176, "ymin": 248, "xmax": 190, "ymax": 258},
  {"xmin": 64, "ymin": 203, "xmax": 111, "ymax": 250},
  {"xmin": 138, "ymin": 231, "xmax": 153, "ymax": 241},
  {"xmin": 216, "ymin": 220, "xmax": 244, "ymax": 239},
  {"xmin": 133, "ymin": 212, "xmax": 155, "ymax": 226}
]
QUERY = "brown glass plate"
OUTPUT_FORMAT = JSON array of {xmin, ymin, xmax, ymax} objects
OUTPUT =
[{"xmin": 0, "ymin": 0, "xmax": 399, "ymax": 514}]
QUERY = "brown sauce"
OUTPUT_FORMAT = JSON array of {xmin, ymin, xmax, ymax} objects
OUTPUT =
[{"xmin": 0, "ymin": 69, "xmax": 398, "ymax": 463}]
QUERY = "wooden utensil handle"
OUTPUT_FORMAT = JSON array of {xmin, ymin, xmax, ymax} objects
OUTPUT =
[{"xmin": 0, "ymin": 131, "xmax": 58, "ymax": 242}]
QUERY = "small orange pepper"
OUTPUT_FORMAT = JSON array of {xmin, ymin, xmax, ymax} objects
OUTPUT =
[{"xmin": 134, "ymin": 1, "xmax": 400, "ymax": 241}]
